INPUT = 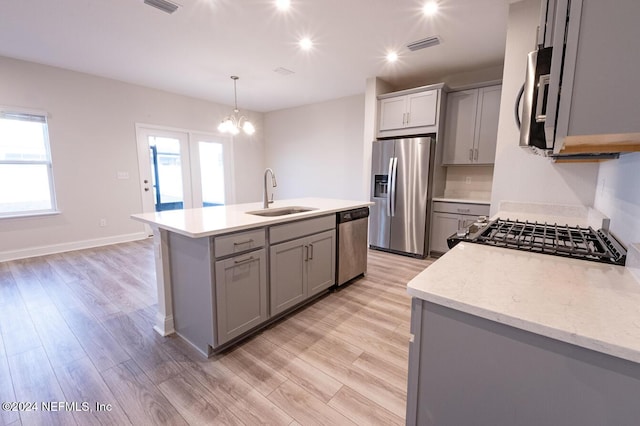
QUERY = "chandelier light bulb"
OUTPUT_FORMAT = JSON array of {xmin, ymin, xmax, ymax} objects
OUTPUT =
[{"xmin": 218, "ymin": 76, "xmax": 255, "ymax": 136}]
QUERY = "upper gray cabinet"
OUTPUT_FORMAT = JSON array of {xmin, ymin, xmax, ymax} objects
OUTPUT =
[
  {"xmin": 541, "ymin": 0, "xmax": 640, "ymax": 155},
  {"xmin": 377, "ymin": 84, "xmax": 444, "ymax": 138},
  {"xmin": 443, "ymin": 84, "xmax": 501, "ymax": 165}
]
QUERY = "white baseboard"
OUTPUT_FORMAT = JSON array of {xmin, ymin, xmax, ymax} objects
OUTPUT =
[
  {"xmin": 153, "ymin": 313, "xmax": 176, "ymax": 337},
  {"xmin": 0, "ymin": 232, "xmax": 149, "ymax": 262}
]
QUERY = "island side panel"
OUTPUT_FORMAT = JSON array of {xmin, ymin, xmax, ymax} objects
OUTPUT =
[
  {"xmin": 152, "ymin": 227, "xmax": 175, "ymax": 336},
  {"xmin": 168, "ymin": 232, "xmax": 215, "ymax": 356},
  {"xmin": 408, "ymin": 299, "xmax": 640, "ymax": 426}
]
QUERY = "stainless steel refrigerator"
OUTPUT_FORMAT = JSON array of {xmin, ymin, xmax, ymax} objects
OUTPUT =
[{"xmin": 369, "ymin": 137, "xmax": 435, "ymax": 258}]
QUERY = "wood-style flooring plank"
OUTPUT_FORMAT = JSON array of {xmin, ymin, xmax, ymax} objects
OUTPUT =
[
  {"xmin": 268, "ymin": 380, "xmax": 356, "ymax": 426},
  {"xmin": 54, "ymin": 356, "xmax": 132, "ymax": 426},
  {"xmin": 57, "ymin": 307, "xmax": 130, "ymax": 372},
  {"xmin": 0, "ymin": 300, "xmax": 42, "ymax": 358},
  {"xmin": 101, "ymin": 359, "xmax": 188, "ymax": 426},
  {"xmin": 241, "ymin": 335, "xmax": 344, "ymax": 403},
  {"xmin": 216, "ymin": 345, "xmax": 288, "ymax": 397},
  {"xmin": 0, "ymin": 332, "xmax": 19, "ymax": 426},
  {"xmin": 158, "ymin": 370, "xmax": 244, "ymax": 425},
  {"xmin": 102, "ymin": 312, "xmax": 183, "ymax": 385},
  {"xmin": 328, "ymin": 385, "xmax": 404, "ymax": 426},
  {"xmin": 8, "ymin": 347, "xmax": 76, "ymax": 426},
  {"xmin": 28, "ymin": 304, "xmax": 86, "ymax": 368}
]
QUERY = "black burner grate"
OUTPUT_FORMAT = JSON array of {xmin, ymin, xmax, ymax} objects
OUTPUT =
[{"xmin": 472, "ymin": 219, "xmax": 626, "ymax": 265}]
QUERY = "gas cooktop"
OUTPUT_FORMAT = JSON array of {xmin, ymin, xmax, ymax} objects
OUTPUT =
[{"xmin": 447, "ymin": 218, "xmax": 627, "ymax": 266}]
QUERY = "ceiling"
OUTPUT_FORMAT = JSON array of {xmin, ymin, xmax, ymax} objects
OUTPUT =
[{"xmin": 0, "ymin": 0, "xmax": 510, "ymax": 112}]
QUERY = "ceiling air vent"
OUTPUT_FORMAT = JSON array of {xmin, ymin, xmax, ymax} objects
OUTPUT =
[
  {"xmin": 407, "ymin": 35, "xmax": 442, "ymax": 51},
  {"xmin": 144, "ymin": 0, "xmax": 179, "ymax": 14},
  {"xmin": 274, "ymin": 67, "xmax": 295, "ymax": 76}
]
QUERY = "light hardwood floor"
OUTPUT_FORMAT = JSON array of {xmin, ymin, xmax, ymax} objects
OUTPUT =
[{"xmin": 0, "ymin": 239, "xmax": 433, "ymax": 425}]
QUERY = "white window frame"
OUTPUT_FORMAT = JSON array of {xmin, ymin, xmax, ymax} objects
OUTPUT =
[{"xmin": 0, "ymin": 107, "xmax": 58, "ymax": 218}]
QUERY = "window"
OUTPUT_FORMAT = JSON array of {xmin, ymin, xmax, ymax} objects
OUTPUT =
[{"xmin": 0, "ymin": 110, "xmax": 57, "ymax": 217}]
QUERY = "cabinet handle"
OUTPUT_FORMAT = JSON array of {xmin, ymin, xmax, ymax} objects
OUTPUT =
[
  {"xmin": 468, "ymin": 149, "xmax": 473, "ymax": 161},
  {"xmin": 304, "ymin": 245, "xmax": 309, "ymax": 262},
  {"xmin": 309, "ymin": 243, "xmax": 314, "ymax": 260},
  {"xmin": 233, "ymin": 239, "xmax": 254, "ymax": 246},
  {"xmin": 474, "ymin": 148, "xmax": 479, "ymax": 161},
  {"xmin": 233, "ymin": 255, "xmax": 255, "ymax": 265},
  {"xmin": 402, "ymin": 113, "xmax": 406, "ymax": 125},
  {"xmin": 406, "ymin": 112, "xmax": 410, "ymax": 124},
  {"xmin": 457, "ymin": 208, "xmax": 471, "ymax": 213}
]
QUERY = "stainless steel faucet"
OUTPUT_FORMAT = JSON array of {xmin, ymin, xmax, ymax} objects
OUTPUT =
[{"xmin": 263, "ymin": 168, "xmax": 277, "ymax": 208}]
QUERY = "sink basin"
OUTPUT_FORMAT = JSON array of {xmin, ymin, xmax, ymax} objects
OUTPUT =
[{"xmin": 246, "ymin": 206, "xmax": 317, "ymax": 217}]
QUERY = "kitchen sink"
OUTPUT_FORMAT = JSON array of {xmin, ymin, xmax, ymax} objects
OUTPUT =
[{"xmin": 246, "ymin": 206, "xmax": 317, "ymax": 217}]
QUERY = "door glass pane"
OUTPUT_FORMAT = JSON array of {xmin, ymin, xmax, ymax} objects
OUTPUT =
[
  {"xmin": 148, "ymin": 136, "xmax": 183, "ymax": 211},
  {"xmin": 199, "ymin": 141, "xmax": 225, "ymax": 206}
]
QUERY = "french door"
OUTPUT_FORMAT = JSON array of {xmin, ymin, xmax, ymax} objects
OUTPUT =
[{"xmin": 136, "ymin": 125, "xmax": 234, "ymax": 217}]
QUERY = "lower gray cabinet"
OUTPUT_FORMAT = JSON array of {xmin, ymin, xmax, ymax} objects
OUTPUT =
[
  {"xmin": 214, "ymin": 249, "xmax": 267, "ymax": 346},
  {"xmin": 270, "ymin": 229, "xmax": 336, "ymax": 316},
  {"xmin": 430, "ymin": 202, "xmax": 490, "ymax": 255}
]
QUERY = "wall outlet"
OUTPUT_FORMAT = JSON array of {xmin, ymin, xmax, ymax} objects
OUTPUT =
[
  {"xmin": 99, "ymin": 218, "xmax": 107, "ymax": 227},
  {"xmin": 465, "ymin": 176, "xmax": 472, "ymax": 184},
  {"xmin": 117, "ymin": 171, "xmax": 130, "ymax": 180}
]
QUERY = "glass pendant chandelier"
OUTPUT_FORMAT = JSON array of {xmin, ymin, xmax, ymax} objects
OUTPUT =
[{"xmin": 218, "ymin": 76, "xmax": 255, "ymax": 136}]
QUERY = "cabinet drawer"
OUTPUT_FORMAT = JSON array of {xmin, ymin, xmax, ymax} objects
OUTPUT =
[
  {"xmin": 214, "ymin": 228, "xmax": 265, "ymax": 258},
  {"xmin": 270, "ymin": 215, "xmax": 336, "ymax": 245},
  {"xmin": 432, "ymin": 202, "xmax": 489, "ymax": 216}
]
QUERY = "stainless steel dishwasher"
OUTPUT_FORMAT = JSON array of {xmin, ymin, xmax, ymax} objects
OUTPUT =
[{"xmin": 336, "ymin": 207, "xmax": 369, "ymax": 285}]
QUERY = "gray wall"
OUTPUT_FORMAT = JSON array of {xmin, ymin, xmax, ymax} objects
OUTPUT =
[{"xmin": 263, "ymin": 95, "xmax": 366, "ymax": 201}]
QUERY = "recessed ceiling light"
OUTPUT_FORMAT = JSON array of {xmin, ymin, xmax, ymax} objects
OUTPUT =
[
  {"xmin": 276, "ymin": 0, "xmax": 290, "ymax": 11},
  {"xmin": 299, "ymin": 37, "xmax": 313, "ymax": 50},
  {"xmin": 423, "ymin": 1, "xmax": 439, "ymax": 16},
  {"xmin": 386, "ymin": 52, "xmax": 399, "ymax": 63}
]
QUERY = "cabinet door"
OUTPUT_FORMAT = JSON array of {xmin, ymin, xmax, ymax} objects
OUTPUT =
[
  {"xmin": 474, "ymin": 85, "xmax": 501, "ymax": 164},
  {"xmin": 215, "ymin": 249, "xmax": 267, "ymax": 346},
  {"xmin": 430, "ymin": 212, "xmax": 460, "ymax": 254},
  {"xmin": 270, "ymin": 238, "xmax": 307, "ymax": 316},
  {"xmin": 406, "ymin": 91, "xmax": 437, "ymax": 128},
  {"xmin": 307, "ymin": 230, "xmax": 336, "ymax": 297},
  {"xmin": 442, "ymin": 89, "xmax": 479, "ymax": 165},
  {"xmin": 379, "ymin": 97, "xmax": 407, "ymax": 131}
]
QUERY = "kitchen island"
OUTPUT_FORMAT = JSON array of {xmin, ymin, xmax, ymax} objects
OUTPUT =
[
  {"xmin": 131, "ymin": 198, "xmax": 371, "ymax": 356},
  {"xmin": 406, "ymin": 239, "xmax": 640, "ymax": 425}
]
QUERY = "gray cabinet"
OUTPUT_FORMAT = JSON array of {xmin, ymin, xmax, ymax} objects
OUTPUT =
[
  {"xmin": 269, "ymin": 215, "xmax": 336, "ymax": 316},
  {"xmin": 214, "ymin": 249, "xmax": 267, "ymax": 346},
  {"xmin": 377, "ymin": 84, "xmax": 444, "ymax": 138},
  {"xmin": 407, "ymin": 299, "xmax": 640, "ymax": 425},
  {"xmin": 443, "ymin": 85, "xmax": 501, "ymax": 165},
  {"xmin": 430, "ymin": 201, "xmax": 489, "ymax": 254}
]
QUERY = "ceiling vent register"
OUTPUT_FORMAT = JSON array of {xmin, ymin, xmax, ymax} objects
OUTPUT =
[
  {"xmin": 407, "ymin": 35, "xmax": 442, "ymax": 51},
  {"xmin": 143, "ymin": 0, "xmax": 179, "ymax": 14}
]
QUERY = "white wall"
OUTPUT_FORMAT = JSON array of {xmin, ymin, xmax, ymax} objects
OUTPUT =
[
  {"xmin": 489, "ymin": 0, "xmax": 599, "ymax": 215},
  {"xmin": 0, "ymin": 56, "xmax": 264, "ymax": 258},
  {"xmin": 594, "ymin": 153, "xmax": 640, "ymax": 247},
  {"xmin": 263, "ymin": 95, "xmax": 365, "ymax": 200}
]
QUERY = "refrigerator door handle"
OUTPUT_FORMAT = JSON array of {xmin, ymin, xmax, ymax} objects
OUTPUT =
[
  {"xmin": 386, "ymin": 157, "xmax": 394, "ymax": 217},
  {"xmin": 390, "ymin": 157, "xmax": 398, "ymax": 216}
]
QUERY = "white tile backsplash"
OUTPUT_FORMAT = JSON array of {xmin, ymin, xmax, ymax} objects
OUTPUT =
[{"xmin": 443, "ymin": 165, "xmax": 494, "ymax": 201}]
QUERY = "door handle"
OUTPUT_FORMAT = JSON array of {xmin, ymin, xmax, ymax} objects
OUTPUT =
[
  {"xmin": 390, "ymin": 157, "xmax": 398, "ymax": 217},
  {"xmin": 386, "ymin": 157, "xmax": 394, "ymax": 217},
  {"xmin": 535, "ymin": 74, "xmax": 550, "ymax": 123}
]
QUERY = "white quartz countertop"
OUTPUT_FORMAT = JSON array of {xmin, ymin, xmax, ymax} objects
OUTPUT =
[
  {"xmin": 408, "ymin": 243, "xmax": 640, "ymax": 363},
  {"xmin": 131, "ymin": 198, "xmax": 373, "ymax": 238}
]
